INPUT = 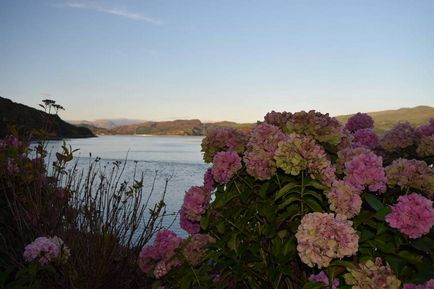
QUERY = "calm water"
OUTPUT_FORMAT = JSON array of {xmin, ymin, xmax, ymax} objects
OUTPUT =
[{"xmin": 45, "ymin": 135, "xmax": 208, "ymax": 237}]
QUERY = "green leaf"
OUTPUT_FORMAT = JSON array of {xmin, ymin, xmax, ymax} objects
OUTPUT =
[
  {"xmin": 385, "ymin": 255, "xmax": 406, "ymax": 275},
  {"xmin": 374, "ymin": 206, "xmax": 392, "ymax": 221},
  {"xmin": 304, "ymin": 198, "xmax": 323, "ymax": 212},
  {"xmin": 152, "ymin": 281, "xmax": 162, "ymax": 289},
  {"xmin": 277, "ymin": 196, "xmax": 299, "ymax": 211},
  {"xmin": 302, "ymin": 281, "xmax": 326, "ymax": 289},
  {"xmin": 360, "ymin": 229, "xmax": 375, "ymax": 242},
  {"xmin": 216, "ymin": 222, "xmax": 225, "ymax": 234},
  {"xmin": 397, "ymin": 251, "xmax": 423, "ymax": 264},
  {"xmin": 283, "ymin": 238, "xmax": 296, "ymax": 256},
  {"xmin": 304, "ymin": 179, "xmax": 328, "ymax": 190},
  {"xmin": 200, "ymin": 214, "xmax": 209, "ymax": 230},
  {"xmin": 259, "ymin": 182, "xmax": 270, "ymax": 198},
  {"xmin": 376, "ymin": 222, "xmax": 387, "ymax": 235},
  {"xmin": 412, "ymin": 236, "xmax": 434, "ymax": 253},
  {"xmin": 329, "ymin": 260, "xmax": 355, "ymax": 269},
  {"xmin": 275, "ymin": 182, "xmax": 299, "ymax": 200},
  {"xmin": 180, "ymin": 275, "xmax": 192, "ymax": 289},
  {"xmin": 364, "ymin": 194, "xmax": 384, "ymax": 211},
  {"xmin": 369, "ymin": 239, "xmax": 395, "ymax": 254},
  {"xmin": 227, "ymin": 234, "xmax": 238, "ymax": 251},
  {"xmin": 304, "ymin": 190, "xmax": 324, "ymax": 202},
  {"xmin": 287, "ymin": 204, "xmax": 301, "ymax": 221}
]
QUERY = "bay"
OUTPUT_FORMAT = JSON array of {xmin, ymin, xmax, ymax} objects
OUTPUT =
[{"xmin": 45, "ymin": 135, "xmax": 208, "ymax": 237}]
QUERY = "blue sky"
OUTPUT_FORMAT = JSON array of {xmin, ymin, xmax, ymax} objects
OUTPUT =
[{"xmin": 0, "ymin": 0, "xmax": 433, "ymax": 122}]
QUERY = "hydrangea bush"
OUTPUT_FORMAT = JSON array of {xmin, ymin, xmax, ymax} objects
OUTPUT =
[{"xmin": 139, "ymin": 112, "xmax": 434, "ymax": 289}]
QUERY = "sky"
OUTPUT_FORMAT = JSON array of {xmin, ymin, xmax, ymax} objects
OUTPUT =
[{"xmin": 0, "ymin": 0, "xmax": 433, "ymax": 122}]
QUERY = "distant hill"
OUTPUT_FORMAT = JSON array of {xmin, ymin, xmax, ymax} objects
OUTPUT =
[
  {"xmin": 69, "ymin": 118, "xmax": 144, "ymax": 129},
  {"xmin": 110, "ymin": 119, "xmax": 204, "ymax": 136},
  {"xmin": 69, "ymin": 105, "xmax": 433, "ymax": 136},
  {"xmin": 335, "ymin": 105, "xmax": 434, "ymax": 133},
  {"xmin": 0, "ymin": 97, "xmax": 95, "ymax": 139}
]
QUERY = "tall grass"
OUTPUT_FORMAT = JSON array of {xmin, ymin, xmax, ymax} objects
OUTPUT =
[{"xmin": 1, "ymin": 137, "xmax": 175, "ymax": 289}]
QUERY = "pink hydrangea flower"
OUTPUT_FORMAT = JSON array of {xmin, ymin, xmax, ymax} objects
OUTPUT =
[
  {"xmin": 246, "ymin": 123, "xmax": 288, "ymax": 153},
  {"xmin": 327, "ymin": 180, "xmax": 362, "ymax": 219},
  {"xmin": 385, "ymin": 193, "xmax": 434, "ymax": 239},
  {"xmin": 138, "ymin": 230, "xmax": 183, "ymax": 279},
  {"xmin": 344, "ymin": 112, "xmax": 374, "ymax": 133},
  {"xmin": 336, "ymin": 147, "xmax": 371, "ymax": 174},
  {"xmin": 155, "ymin": 230, "xmax": 183, "ymax": 262},
  {"xmin": 244, "ymin": 149, "xmax": 276, "ymax": 181},
  {"xmin": 23, "ymin": 236, "xmax": 69, "ymax": 266},
  {"xmin": 203, "ymin": 168, "xmax": 216, "ymax": 193},
  {"xmin": 404, "ymin": 280, "xmax": 434, "ymax": 289},
  {"xmin": 296, "ymin": 213, "xmax": 359, "ymax": 268},
  {"xmin": 201, "ymin": 128, "xmax": 247, "ymax": 163},
  {"xmin": 309, "ymin": 271, "xmax": 339, "ymax": 289},
  {"xmin": 179, "ymin": 186, "xmax": 211, "ymax": 234},
  {"xmin": 179, "ymin": 208, "xmax": 201, "ymax": 234},
  {"xmin": 181, "ymin": 186, "xmax": 211, "ymax": 221},
  {"xmin": 352, "ymin": 128, "xmax": 379, "ymax": 149},
  {"xmin": 182, "ymin": 234, "xmax": 215, "ymax": 266},
  {"xmin": 385, "ymin": 158, "xmax": 434, "ymax": 198},
  {"xmin": 138, "ymin": 244, "xmax": 160, "ymax": 274},
  {"xmin": 153, "ymin": 261, "xmax": 169, "ymax": 279},
  {"xmin": 380, "ymin": 122, "xmax": 417, "ymax": 152},
  {"xmin": 211, "ymin": 151, "xmax": 242, "ymax": 184},
  {"xmin": 344, "ymin": 151, "xmax": 387, "ymax": 193},
  {"xmin": 244, "ymin": 123, "xmax": 288, "ymax": 180}
]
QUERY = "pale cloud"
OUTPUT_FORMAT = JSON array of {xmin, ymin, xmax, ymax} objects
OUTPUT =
[{"xmin": 62, "ymin": 2, "xmax": 162, "ymax": 24}]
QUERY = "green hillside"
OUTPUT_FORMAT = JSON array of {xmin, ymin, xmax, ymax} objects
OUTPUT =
[{"xmin": 335, "ymin": 106, "xmax": 434, "ymax": 133}]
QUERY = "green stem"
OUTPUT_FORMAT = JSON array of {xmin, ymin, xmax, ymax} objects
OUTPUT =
[{"xmin": 301, "ymin": 171, "xmax": 305, "ymax": 215}]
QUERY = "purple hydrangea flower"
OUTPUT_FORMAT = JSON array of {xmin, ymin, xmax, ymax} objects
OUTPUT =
[
  {"xmin": 344, "ymin": 112, "xmax": 374, "ymax": 133},
  {"xmin": 385, "ymin": 193, "xmax": 434, "ymax": 239}
]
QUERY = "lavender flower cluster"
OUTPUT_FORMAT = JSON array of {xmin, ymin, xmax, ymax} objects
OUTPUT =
[{"xmin": 23, "ymin": 236, "xmax": 70, "ymax": 266}]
